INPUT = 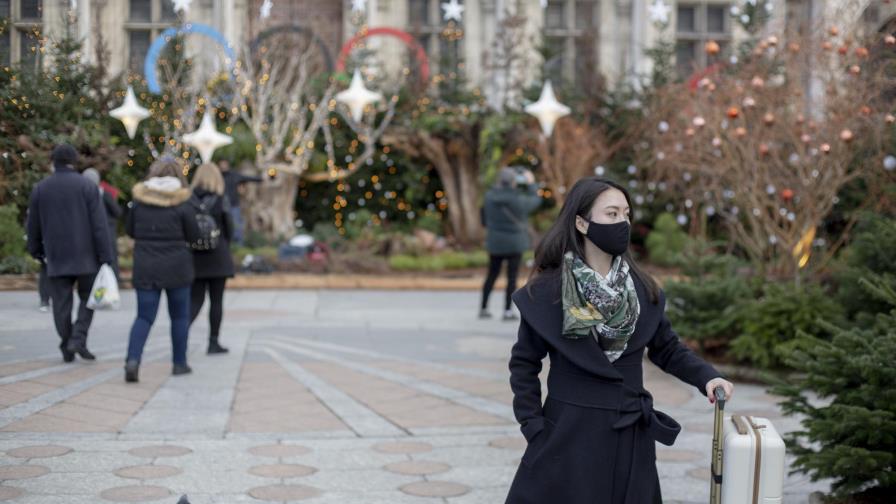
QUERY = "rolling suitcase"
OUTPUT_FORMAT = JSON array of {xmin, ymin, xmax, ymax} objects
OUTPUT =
[{"xmin": 710, "ymin": 388, "xmax": 786, "ymax": 504}]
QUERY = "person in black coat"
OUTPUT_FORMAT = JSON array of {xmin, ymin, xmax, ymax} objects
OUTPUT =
[
  {"xmin": 220, "ymin": 160, "xmax": 261, "ymax": 245},
  {"xmin": 82, "ymin": 168, "xmax": 123, "ymax": 277},
  {"xmin": 505, "ymin": 177, "xmax": 735, "ymax": 504},
  {"xmin": 124, "ymin": 157, "xmax": 201, "ymax": 383},
  {"xmin": 188, "ymin": 163, "xmax": 235, "ymax": 354},
  {"xmin": 26, "ymin": 144, "xmax": 115, "ymax": 362}
]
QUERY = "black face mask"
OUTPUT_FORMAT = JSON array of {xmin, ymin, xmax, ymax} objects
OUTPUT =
[{"xmin": 583, "ymin": 220, "xmax": 630, "ymax": 256}]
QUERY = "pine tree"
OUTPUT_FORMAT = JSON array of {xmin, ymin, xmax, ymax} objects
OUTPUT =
[{"xmin": 771, "ymin": 276, "xmax": 896, "ymax": 500}]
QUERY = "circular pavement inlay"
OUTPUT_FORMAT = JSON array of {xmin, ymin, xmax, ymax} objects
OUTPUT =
[
  {"xmin": 384, "ymin": 460, "xmax": 451, "ymax": 476},
  {"xmin": 248, "ymin": 464, "xmax": 317, "ymax": 478},
  {"xmin": 687, "ymin": 467, "xmax": 711, "ymax": 481},
  {"xmin": 127, "ymin": 445, "xmax": 192, "ymax": 459},
  {"xmin": 400, "ymin": 481, "xmax": 471, "ymax": 498},
  {"xmin": 99, "ymin": 485, "xmax": 171, "ymax": 502},
  {"xmin": 248, "ymin": 444, "xmax": 311, "ymax": 458},
  {"xmin": 0, "ymin": 464, "xmax": 49, "ymax": 480},
  {"xmin": 115, "ymin": 465, "xmax": 182, "ymax": 480},
  {"xmin": 488, "ymin": 437, "xmax": 527, "ymax": 450},
  {"xmin": 7, "ymin": 445, "xmax": 72, "ymax": 459},
  {"xmin": 248, "ymin": 484, "xmax": 320, "ymax": 501},
  {"xmin": 0, "ymin": 486, "xmax": 24, "ymax": 501},
  {"xmin": 657, "ymin": 449, "xmax": 702, "ymax": 462},
  {"xmin": 372, "ymin": 441, "xmax": 433, "ymax": 454}
]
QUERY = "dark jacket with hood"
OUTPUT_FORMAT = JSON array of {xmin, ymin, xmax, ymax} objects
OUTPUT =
[
  {"xmin": 191, "ymin": 188, "xmax": 235, "ymax": 279},
  {"xmin": 26, "ymin": 166, "xmax": 114, "ymax": 277},
  {"xmin": 483, "ymin": 185, "xmax": 541, "ymax": 256},
  {"xmin": 505, "ymin": 269, "xmax": 722, "ymax": 504},
  {"xmin": 126, "ymin": 178, "xmax": 200, "ymax": 290}
]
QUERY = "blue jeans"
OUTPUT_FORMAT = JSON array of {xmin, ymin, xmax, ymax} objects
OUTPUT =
[
  {"xmin": 126, "ymin": 286, "xmax": 191, "ymax": 366},
  {"xmin": 229, "ymin": 206, "xmax": 244, "ymax": 245}
]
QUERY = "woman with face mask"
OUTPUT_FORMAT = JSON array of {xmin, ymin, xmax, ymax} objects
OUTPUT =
[{"xmin": 505, "ymin": 177, "xmax": 734, "ymax": 504}]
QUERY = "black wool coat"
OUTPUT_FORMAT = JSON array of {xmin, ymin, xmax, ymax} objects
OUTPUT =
[
  {"xmin": 126, "ymin": 181, "xmax": 201, "ymax": 290},
  {"xmin": 505, "ymin": 269, "xmax": 722, "ymax": 504},
  {"xmin": 190, "ymin": 189, "xmax": 235, "ymax": 279},
  {"xmin": 26, "ymin": 167, "xmax": 114, "ymax": 277},
  {"xmin": 483, "ymin": 186, "xmax": 542, "ymax": 256}
]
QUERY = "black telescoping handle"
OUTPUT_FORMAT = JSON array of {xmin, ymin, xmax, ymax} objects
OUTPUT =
[{"xmin": 713, "ymin": 386, "xmax": 727, "ymax": 410}]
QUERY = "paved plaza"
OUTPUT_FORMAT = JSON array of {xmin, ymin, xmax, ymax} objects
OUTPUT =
[{"xmin": 0, "ymin": 288, "xmax": 829, "ymax": 503}]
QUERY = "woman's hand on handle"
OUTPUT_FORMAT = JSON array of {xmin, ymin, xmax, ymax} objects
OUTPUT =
[{"xmin": 705, "ymin": 377, "xmax": 734, "ymax": 405}]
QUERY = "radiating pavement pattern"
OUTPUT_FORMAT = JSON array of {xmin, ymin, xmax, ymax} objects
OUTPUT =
[{"xmin": 0, "ymin": 289, "xmax": 830, "ymax": 503}]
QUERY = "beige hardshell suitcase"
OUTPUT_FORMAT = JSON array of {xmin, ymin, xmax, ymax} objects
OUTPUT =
[{"xmin": 710, "ymin": 388, "xmax": 786, "ymax": 504}]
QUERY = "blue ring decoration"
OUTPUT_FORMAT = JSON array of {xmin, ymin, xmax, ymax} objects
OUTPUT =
[{"xmin": 143, "ymin": 23, "xmax": 237, "ymax": 94}]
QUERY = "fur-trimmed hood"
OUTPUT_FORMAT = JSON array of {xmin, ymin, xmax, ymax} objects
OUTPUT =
[{"xmin": 132, "ymin": 177, "xmax": 192, "ymax": 207}]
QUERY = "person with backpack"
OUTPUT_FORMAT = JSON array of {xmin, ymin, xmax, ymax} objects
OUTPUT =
[
  {"xmin": 188, "ymin": 163, "xmax": 234, "ymax": 354},
  {"xmin": 124, "ymin": 157, "xmax": 201, "ymax": 382},
  {"xmin": 480, "ymin": 166, "xmax": 542, "ymax": 320}
]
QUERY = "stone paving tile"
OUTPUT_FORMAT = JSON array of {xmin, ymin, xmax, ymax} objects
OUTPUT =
[
  {"xmin": 400, "ymin": 480, "xmax": 471, "ymax": 497},
  {"xmin": 5, "ymin": 444, "xmax": 72, "ymax": 458},
  {"xmin": 302, "ymin": 361, "xmax": 508, "ymax": 429},
  {"xmin": 0, "ymin": 360, "xmax": 55, "ymax": 379}
]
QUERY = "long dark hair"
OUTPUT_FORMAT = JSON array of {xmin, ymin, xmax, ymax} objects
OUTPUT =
[{"xmin": 530, "ymin": 177, "xmax": 660, "ymax": 304}]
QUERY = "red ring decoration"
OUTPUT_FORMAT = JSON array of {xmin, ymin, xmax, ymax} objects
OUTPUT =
[{"xmin": 336, "ymin": 27, "xmax": 431, "ymax": 85}]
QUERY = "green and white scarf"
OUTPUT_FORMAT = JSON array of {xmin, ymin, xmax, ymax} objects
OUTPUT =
[{"xmin": 561, "ymin": 252, "xmax": 640, "ymax": 362}]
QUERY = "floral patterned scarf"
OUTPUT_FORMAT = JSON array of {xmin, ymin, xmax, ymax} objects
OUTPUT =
[{"xmin": 561, "ymin": 252, "xmax": 640, "ymax": 362}]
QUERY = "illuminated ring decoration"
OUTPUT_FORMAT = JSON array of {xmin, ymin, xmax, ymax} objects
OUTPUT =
[
  {"xmin": 144, "ymin": 23, "xmax": 237, "ymax": 94},
  {"xmin": 250, "ymin": 25, "xmax": 335, "ymax": 72},
  {"xmin": 336, "ymin": 27, "xmax": 430, "ymax": 84}
]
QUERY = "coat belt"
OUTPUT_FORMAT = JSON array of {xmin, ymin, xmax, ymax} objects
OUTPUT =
[{"xmin": 546, "ymin": 369, "xmax": 681, "ymax": 446}]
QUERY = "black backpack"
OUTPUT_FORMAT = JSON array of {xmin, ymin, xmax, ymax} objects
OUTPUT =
[{"xmin": 190, "ymin": 194, "xmax": 220, "ymax": 251}]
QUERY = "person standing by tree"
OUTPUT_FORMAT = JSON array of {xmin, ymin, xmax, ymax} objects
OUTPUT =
[
  {"xmin": 219, "ymin": 160, "xmax": 261, "ymax": 246},
  {"xmin": 26, "ymin": 144, "xmax": 114, "ymax": 362},
  {"xmin": 188, "ymin": 163, "xmax": 235, "ymax": 355},
  {"xmin": 124, "ymin": 157, "xmax": 200, "ymax": 382},
  {"xmin": 82, "ymin": 168, "xmax": 122, "ymax": 277},
  {"xmin": 480, "ymin": 167, "xmax": 541, "ymax": 320}
]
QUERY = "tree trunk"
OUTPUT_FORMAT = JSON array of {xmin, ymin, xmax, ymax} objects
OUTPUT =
[{"xmin": 243, "ymin": 170, "xmax": 299, "ymax": 241}]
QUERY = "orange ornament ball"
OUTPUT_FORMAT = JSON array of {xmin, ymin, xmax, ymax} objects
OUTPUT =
[
  {"xmin": 705, "ymin": 40, "xmax": 721, "ymax": 55},
  {"xmin": 838, "ymin": 45, "xmax": 849, "ymax": 55},
  {"xmin": 829, "ymin": 26, "xmax": 840, "ymax": 37},
  {"xmin": 788, "ymin": 42, "xmax": 801, "ymax": 53},
  {"xmin": 849, "ymin": 65, "xmax": 861, "ymax": 75},
  {"xmin": 781, "ymin": 189, "xmax": 795, "ymax": 200},
  {"xmin": 685, "ymin": 127, "xmax": 696, "ymax": 136},
  {"xmin": 759, "ymin": 143, "xmax": 770, "ymax": 156},
  {"xmin": 860, "ymin": 105, "xmax": 872, "ymax": 116},
  {"xmin": 855, "ymin": 47, "xmax": 869, "ymax": 58},
  {"xmin": 727, "ymin": 107, "xmax": 740, "ymax": 119},
  {"xmin": 735, "ymin": 127, "xmax": 748, "ymax": 137},
  {"xmin": 822, "ymin": 41, "xmax": 833, "ymax": 51},
  {"xmin": 763, "ymin": 112, "xmax": 776, "ymax": 125}
]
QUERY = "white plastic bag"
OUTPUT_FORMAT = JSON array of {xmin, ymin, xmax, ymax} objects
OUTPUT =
[{"xmin": 87, "ymin": 264, "xmax": 120, "ymax": 310}]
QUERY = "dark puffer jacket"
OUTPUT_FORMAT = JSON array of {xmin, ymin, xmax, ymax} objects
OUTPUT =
[
  {"xmin": 191, "ymin": 188, "xmax": 235, "ymax": 279},
  {"xmin": 126, "ymin": 179, "xmax": 200, "ymax": 290}
]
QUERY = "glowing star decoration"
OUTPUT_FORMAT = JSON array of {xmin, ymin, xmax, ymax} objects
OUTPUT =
[
  {"xmin": 260, "ymin": 0, "xmax": 272, "ymax": 19},
  {"xmin": 336, "ymin": 69, "xmax": 383, "ymax": 122},
  {"xmin": 351, "ymin": 0, "xmax": 366, "ymax": 12},
  {"xmin": 525, "ymin": 80, "xmax": 570, "ymax": 137},
  {"xmin": 441, "ymin": 0, "xmax": 464, "ymax": 22},
  {"xmin": 182, "ymin": 110, "xmax": 233, "ymax": 163},
  {"xmin": 110, "ymin": 86, "xmax": 150, "ymax": 139},
  {"xmin": 648, "ymin": 0, "xmax": 671, "ymax": 25},
  {"xmin": 172, "ymin": 0, "xmax": 192, "ymax": 14}
]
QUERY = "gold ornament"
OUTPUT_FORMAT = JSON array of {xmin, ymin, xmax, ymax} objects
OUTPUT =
[
  {"xmin": 821, "ymin": 143, "xmax": 831, "ymax": 153},
  {"xmin": 855, "ymin": 47, "xmax": 869, "ymax": 58},
  {"xmin": 751, "ymin": 76, "xmax": 765, "ymax": 88},
  {"xmin": 763, "ymin": 112, "xmax": 776, "ymax": 125},
  {"xmin": 705, "ymin": 40, "xmax": 721, "ymax": 55},
  {"xmin": 735, "ymin": 127, "xmax": 747, "ymax": 137},
  {"xmin": 829, "ymin": 26, "xmax": 839, "ymax": 37},
  {"xmin": 849, "ymin": 65, "xmax": 861, "ymax": 75},
  {"xmin": 840, "ymin": 129, "xmax": 853, "ymax": 142},
  {"xmin": 886, "ymin": 114, "xmax": 896, "ymax": 124}
]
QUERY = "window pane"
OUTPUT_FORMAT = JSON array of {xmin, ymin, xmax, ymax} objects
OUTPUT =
[
  {"xmin": 677, "ymin": 5, "xmax": 696, "ymax": 33},
  {"xmin": 546, "ymin": 1, "xmax": 566, "ymax": 29},
  {"xmin": 0, "ymin": 33, "xmax": 9, "ymax": 66},
  {"xmin": 675, "ymin": 40, "xmax": 697, "ymax": 77},
  {"xmin": 439, "ymin": 37, "xmax": 459, "ymax": 69},
  {"xmin": 574, "ymin": 35, "xmax": 597, "ymax": 84},
  {"xmin": 544, "ymin": 36, "xmax": 565, "ymax": 80},
  {"xmin": 129, "ymin": 30, "xmax": 151, "ymax": 71},
  {"xmin": 20, "ymin": 0, "xmax": 41, "ymax": 20},
  {"xmin": 575, "ymin": 1, "xmax": 596, "ymax": 30},
  {"xmin": 409, "ymin": 0, "xmax": 430, "ymax": 26},
  {"xmin": 707, "ymin": 5, "xmax": 726, "ymax": 33},
  {"xmin": 129, "ymin": 0, "xmax": 151, "ymax": 22},
  {"xmin": 160, "ymin": 0, "xmax": 178, "ymax": 22},
  {"xmin": 19, "ymin": 29, "xmax": 41, "ymax": 69},
  {"xmin": 0, "ymin": 0, "xmax": 10, "ymax": 17}
]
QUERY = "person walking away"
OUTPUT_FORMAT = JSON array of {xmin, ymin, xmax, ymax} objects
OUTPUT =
[
  {"xmin": 124, "ymin": 157, "xmax": 200, "ymax": 382},
  {"xmin": 82, "ymin": 168, "xmax": 123, "ymax": 277},
  {"xmin": 219, "ymin": 160, "xmax": 261, "ymax": 246},
  {"xmin": 480, "ymin": 167, "xmax": 541, "ymax": 320},
  {"xmin": 188, "ymin": 163, "xmax": 235, "ymax": 354},
  {"xmin": 504, "ymin": 177, "xmax": 735, "ymax": 504},
  {"xmin": 26, "ymin": 144, "xmax": 114, "ymax": 362}
]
